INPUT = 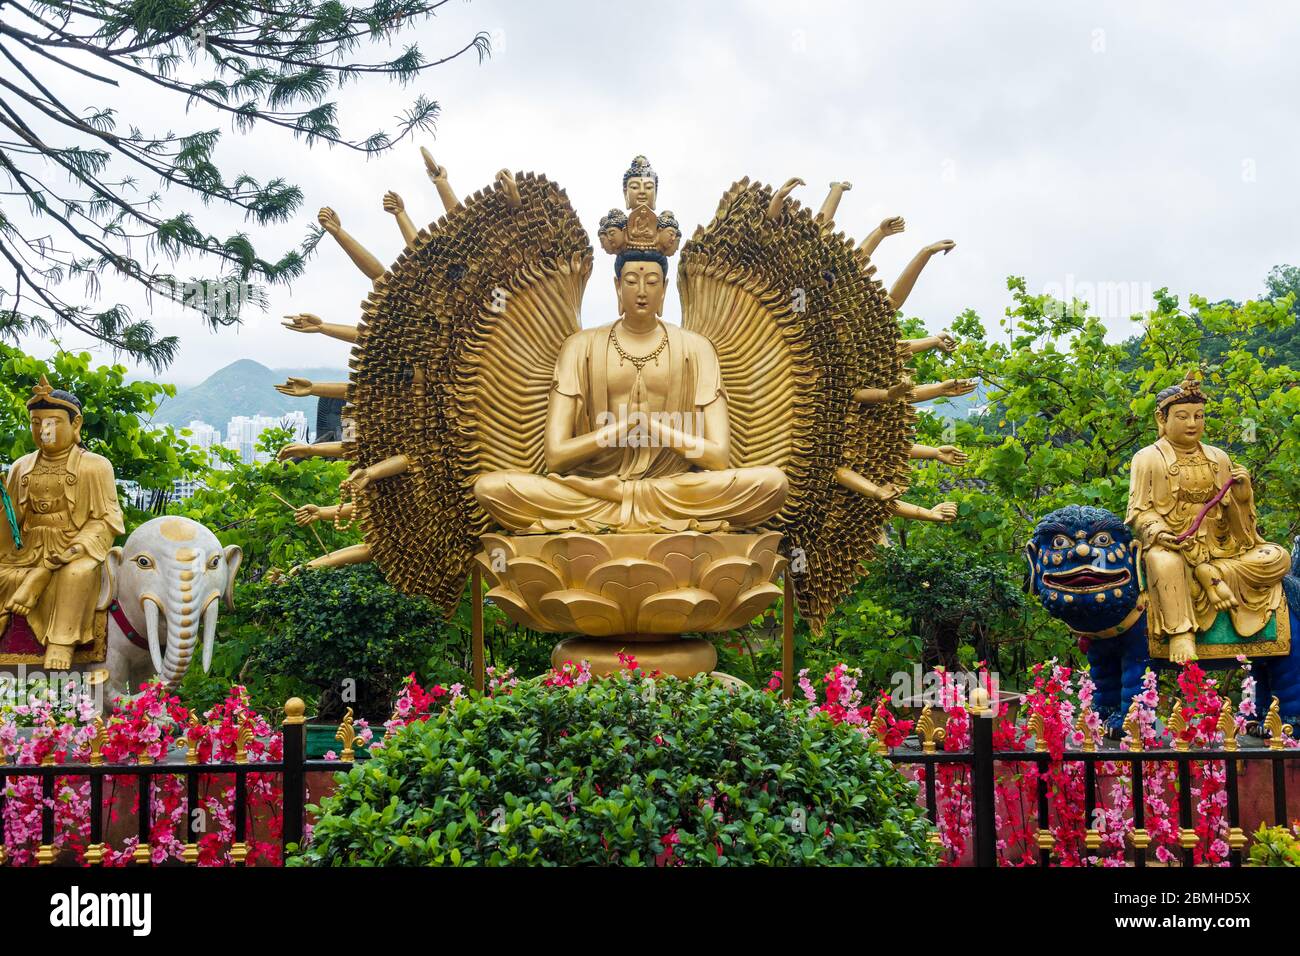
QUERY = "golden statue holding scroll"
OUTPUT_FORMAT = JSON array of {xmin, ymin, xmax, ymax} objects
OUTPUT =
[
  {"xmin": 277, "ymin": 152, "xmax": 972, "ymax": 675},
  {"xmin": 1127, "ymin": 370, "xmax": 1291, "ymax": 664}
]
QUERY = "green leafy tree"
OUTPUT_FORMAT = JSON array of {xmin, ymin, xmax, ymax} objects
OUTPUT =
[
  {"xmin": 172, "ymin": 426, "xmax": 360, "ymax": 577},
  {"xmin": 0, "ymin": 0, "xmax": 489, "ymax": 367}
]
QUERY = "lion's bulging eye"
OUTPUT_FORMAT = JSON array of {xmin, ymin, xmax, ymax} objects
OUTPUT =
[
  {"xmin": 1091, "ymin": 532, "xmax": 1113, "ymax": 548},
  {"xmin": 1052, "ymin": 535, "xmax": 1072, "ymax": 550}
]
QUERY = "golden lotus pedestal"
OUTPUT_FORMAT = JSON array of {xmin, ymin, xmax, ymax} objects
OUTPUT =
[{"xmin": 473, "ymin": 530, "xmax": 786, "ymax": 680}]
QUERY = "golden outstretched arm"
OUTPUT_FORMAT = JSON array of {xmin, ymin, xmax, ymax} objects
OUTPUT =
[
  {"xmin": 910, "ymin": 444, "xmax": 968, "ymax": 465},
  {"xmin": 858, "ymin": 215, "xmax": 906, "ymax": 260},
  {"xmin": 422, "ymin": 147, "xmax": 461, "ymax": 214},
  {"xmin": 889, "ymin": 239, "xmax": 956, "ymax": 311},
  {"xmin": 277, "ymin": 442, "xmax": 346, "ymax": 463},
  {"xmin": 383, "ymin": 191, "xmax": 418, "ymax": 247},
  {"xmin": 318, "ymin": 207, "xmax": 385, "ymax": 281},
  {"xmin": 275, "ymin": 378, "xmax": 348, "ymax": 400},
  {"xmin": 281, "ymin": 313, "xmax": 359, "ymax": 344}
]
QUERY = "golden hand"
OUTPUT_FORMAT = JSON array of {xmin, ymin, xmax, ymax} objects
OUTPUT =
[
  {"xmin": 936, "ymin": 445, "xmax": 968, "ymax": 466},
  {"xmin": 421, "ymin": 147, "xmax": 448, "ymax": 183},
  {"xmin": 925, "ymin": 239, "xmax": 956, "ymax": 256},
  {"xmin": 294, "ymin": 504, "xmax": 321, "ymax": 526},
  {"xmin": 1229, "ymin": 464, "xmax": 1252, "ymax": 489},
  {"xmin": 940, "ymin": 378, "xmax": 978, "ymax": 398},
  {"xmin": 54, "ymin": 543, "xmax": 85, "ymax": 565},
  {"xmin": 282, "ymin": 313, "xmax": 323, "ymax": 334},
  {"xmin": 275, "ymin": 377, "xmax": 314, "ymax": 398},
  {"xmin": 346, "ymin": 467, "xmax": 372, "ymax": 493},
  {"xmin": 880, "ymin": 216, "xmax": 906, "ymax": 236},
  {"xmin": 276, "ymin": 443, "xmax": 311, "ymax": 463},
  {"xmin": 383, "ymin": 191, "xmax": 405, "ymax": 215},
  {"xmin": 934, "ymin": 332, "xmax": 958, "ymax": 353},
  {"xmin": 887, "ymin": 379, "xmax": 913, "ymax": 401},
  {"xmin": 929, "ymin": 502, "xmax": 959, "ymax": 522},
  {"xmin": 317, "ymin": 207, "xmax": 341, "ymax": 236}
]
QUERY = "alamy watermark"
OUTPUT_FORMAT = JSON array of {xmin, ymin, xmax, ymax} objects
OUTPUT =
[
  {"xmin": 595, "ymin": 404, "xmax": 706, "ymax": 459},
  {"xmin": 889, "ymin": 665, "xmax": 1000, "ymax": 718}
]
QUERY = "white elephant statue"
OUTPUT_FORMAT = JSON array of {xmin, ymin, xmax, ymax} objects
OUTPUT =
[{"xmin": 105, "ymin": 516, "xmax": 242, "ymax": 696}]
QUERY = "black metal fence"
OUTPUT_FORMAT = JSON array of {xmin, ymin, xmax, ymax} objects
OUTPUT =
[
  {"xmin": 884, "ymin": 699, "xmax": 1300, "ymax": 867},
  {"xmin": 4, "ymin": 695, "xmax": 1299, "ymax": 867}
]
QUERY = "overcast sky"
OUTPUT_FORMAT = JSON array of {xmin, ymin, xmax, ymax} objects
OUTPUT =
[{"xmin": 16, "ymin": 0, "xmax": 1300, "ymax": 387}]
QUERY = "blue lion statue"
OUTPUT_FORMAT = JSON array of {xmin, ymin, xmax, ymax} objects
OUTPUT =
[{"xmin": 1026, "ymin": 504, "xmax": 1300, "ymax": 735}]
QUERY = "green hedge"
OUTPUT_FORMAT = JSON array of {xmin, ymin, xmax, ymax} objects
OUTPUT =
[{"xmin": 292, "ymin": 674, "xmax": 936, "ymax": 866}]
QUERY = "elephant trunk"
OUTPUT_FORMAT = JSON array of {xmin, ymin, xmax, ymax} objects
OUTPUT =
[{"xmin": 159, "ymin": 599, "xmax": 196, "ymax": 690}]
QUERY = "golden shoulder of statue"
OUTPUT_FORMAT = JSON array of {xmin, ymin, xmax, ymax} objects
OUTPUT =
[{"xmin": 277, "ymin": 153, "xmax": 969, "ymax": 632}]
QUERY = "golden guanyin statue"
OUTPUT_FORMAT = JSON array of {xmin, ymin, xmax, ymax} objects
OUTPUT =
[
  {"xmin": 1127, "ymin": 370, "xmax": 1291, "ymax": 664},
  {"xmin": 0, "ymin": 377, "xmax": 123, "ymax": 669},
  {"xmin": 276, "ymin": 152, "xmax": 974, "ymax": 675}
]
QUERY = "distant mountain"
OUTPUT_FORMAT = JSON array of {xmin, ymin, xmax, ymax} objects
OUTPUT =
[{"xmin": 148, "ymin": 359, "xmax": 350, "ymax": 429}]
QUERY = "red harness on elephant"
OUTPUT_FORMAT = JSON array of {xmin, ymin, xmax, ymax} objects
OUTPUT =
[{"xmin": 108, "ymin": 600, "xmax": 149, "ymax": 651}]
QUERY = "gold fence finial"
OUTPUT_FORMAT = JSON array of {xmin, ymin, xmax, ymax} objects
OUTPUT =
[
  {"xmin": 1167, "ymin": 705, "xmax": 1190, "ymax": 752},
  {"xmin": 1076, "ymin": 703, "xmax": 1096, "ymax": 753},
  {"xmin": 1266, "ymin": 697, "xmax": 1293, "ymax": 752},
  {"xmin": 235, "ymin": 716, "xmax": 254, "ymax": 765},
  {"xmin": 284, "ymin": 697, "xmax": 307, "ymax": 725},
  {"xmin": 1217, "ymin": 700, "xmax": 1239, "ymax": 753},
  {"xmin": 1028, "ymin": 712, "xmax": 1048, "ymax": 753},
  {"xmin": 185, "ymin": 714, "xmax": 201, "ymax": 765},
  {"xmin": 88, "ymin": 716, "xmax": 107, "ymax": 767},
  {"xmin": 1122, "ymin": 700, "xmax": 1143, "ymax": 752},
  {"xmin": 336, "ymin": 707, "xmax": 359, "ymax": 762},
  {"xmin": 916, "ymin": 704, "xmax": 946, "ymax": 754}
]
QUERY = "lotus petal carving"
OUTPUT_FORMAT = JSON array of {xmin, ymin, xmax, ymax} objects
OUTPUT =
[{"xmin": 475, "ymin": 531, "xmax": 784, "ymax": 636}]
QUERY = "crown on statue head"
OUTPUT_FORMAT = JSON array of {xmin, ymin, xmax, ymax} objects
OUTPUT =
[
  {"xmin": 26, "ymin": 374, "xmax": 82, "ymax": 416},
  {"xmin": 598, "ymin": 205, "xmax": 680, "ymax": 256},
  {"xmin": 622, "ymin": 154, "xmax": 658, "ymax": 188},
  {"xmin": 1156, "ymin": 368, "xmax": 1206, "ymax": 413}
]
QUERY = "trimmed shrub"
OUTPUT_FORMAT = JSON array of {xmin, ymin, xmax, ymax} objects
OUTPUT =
[{"xmin": 292, "ymin": 673, "xmax": 936, "ymax": 866}]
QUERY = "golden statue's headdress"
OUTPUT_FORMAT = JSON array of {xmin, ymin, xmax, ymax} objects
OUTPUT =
[
  {"xmin": 26, "ymin": 374, "xmax": 82, "ymax": 417},
  {"xmin": 622, "ymin": 154, "xmax": 658, "ymax": 188},
  {"xmin": 1156, "ymin": 368, "xmax": 1206, "ymax": 414},
  {"xmin": 598, "ymin": 204, "xmax": 679, "ymax": 257}
]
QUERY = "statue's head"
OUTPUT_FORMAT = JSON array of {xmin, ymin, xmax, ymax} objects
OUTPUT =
[
  {"xmin": 26, "ymin": 375, "xmax": 83, "ymax": 453},
  {"xmin": 622, "ymin": 155, "xmax": 658, "ymax": 210},
  {"xmin": 614, "ymin": 250, "xmax": 668, "ymax": 322},
  {"xmin": 1155, "ymin": 370, "xmax": 1207, "ymax": 444},
  {"xmin": 599, "ymin": 208, "xmax": 628, "ymax": 255},
  {"xmin": 1026, "ymin": 505, "xmax": 1141, "ymax": 632}
]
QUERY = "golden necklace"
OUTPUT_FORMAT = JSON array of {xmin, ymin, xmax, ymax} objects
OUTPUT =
[{"xmin": 610, "ymin": 320, "xmax": 667, "ymax": 370}]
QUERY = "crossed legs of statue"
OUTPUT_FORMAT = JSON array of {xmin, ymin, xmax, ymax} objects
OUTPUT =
[{"xmin": 1144, "ymin": 543, "xmax": 1289, "ymax": 664}]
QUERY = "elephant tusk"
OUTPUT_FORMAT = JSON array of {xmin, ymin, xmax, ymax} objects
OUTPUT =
[
  {"xmin": 201, "ymin": 596, "xmax": 220, "ymax": 674},
  {"xmin": 141, "ymin": 596, "xmax": 165, "ymax": 675}
]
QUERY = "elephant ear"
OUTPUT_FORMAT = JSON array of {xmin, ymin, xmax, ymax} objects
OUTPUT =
[
  {"xmin": 99, "ymin": 546, "xmax": 122, "ymax": 611},
  {"xmin": 223, "ymin": 545, "xmax": 243, "ymax": 610}
]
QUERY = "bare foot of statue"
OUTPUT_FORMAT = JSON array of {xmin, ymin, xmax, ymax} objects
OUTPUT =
[
  {"xmin": 43, "ymin": 643, "xmax": 74, "ymax": 670},
  {"xmin": 1168, "ymin": 632, "xmax": 1198, "ymax": 664},
  {"xmin": 1195, "ymin": 565, "xmax": 1239, "ymax": 612}
]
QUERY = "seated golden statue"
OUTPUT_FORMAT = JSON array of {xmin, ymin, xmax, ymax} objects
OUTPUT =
[
  {"xmin": 1126, "ymin": 371, "xmax": 1290, "ymax": 663},
  {"xmin": 275, "ymin": 151, "xmax": 970, "ymax": 640},
  {"xmin": 0, "ymin": 377, "xmax": 123, "ymax": 669},
  {"xmin": 472, "ymin": 248, "xmax": 789, "ymax": 533}
]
